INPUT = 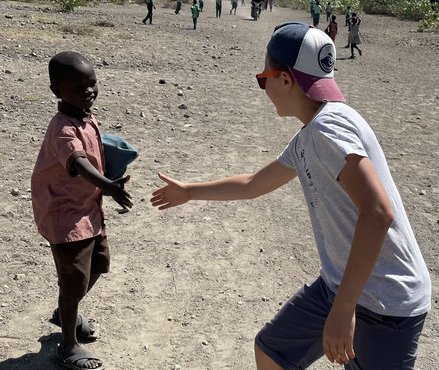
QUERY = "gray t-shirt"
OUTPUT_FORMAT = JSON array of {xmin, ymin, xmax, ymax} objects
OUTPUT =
[{"xmin": 277, "ymin": 102, "xmax": 431, "ymax": 317}]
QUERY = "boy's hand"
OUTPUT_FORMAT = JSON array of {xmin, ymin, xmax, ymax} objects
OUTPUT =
[
  {"xmin": 150, "ymin": 172, "xmax": 190, "ymax": 210},
  {"xmin": 103, "ymin": 175, "xmax": 133, "ymax": 209},
  {"xmin": 323, "ymin": 307, "xmax": 356, "ymax": 365}
]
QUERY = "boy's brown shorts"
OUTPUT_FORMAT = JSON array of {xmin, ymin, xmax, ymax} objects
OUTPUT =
[{"xmin": 51, "ymin": 231, "xmax": 110, "ymax": 300}]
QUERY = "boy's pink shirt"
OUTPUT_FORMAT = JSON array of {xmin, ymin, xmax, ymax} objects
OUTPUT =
[{"xmin": 31, "ymin": 112, "xmax": 105, "ymax": 244}]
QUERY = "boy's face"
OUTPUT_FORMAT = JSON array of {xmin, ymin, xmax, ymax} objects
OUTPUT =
[
  {"xmin": 262, "ymin": 57, "xmax": 293, "ymax": 117},
  {"xmin": 53, "ymin": 62, "xmax": 98, "ymax": 111}
]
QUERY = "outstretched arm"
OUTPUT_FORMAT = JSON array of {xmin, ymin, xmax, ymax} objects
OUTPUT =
[
  {"xmin": 150, "ymin": 160, "xmax": 296, "ymax": 210},
  {"xmin": 73, "ymin": 157, "xmax": 133, "ymax": 209},
  {"xmin": 322, "ymin": 154, "xmax": 394, "ymax": 365}
]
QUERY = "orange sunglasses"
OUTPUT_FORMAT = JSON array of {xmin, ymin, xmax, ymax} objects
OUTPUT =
[{"xmin": 256, "ymin": 70, "xmax": 283, "ymax": 89}]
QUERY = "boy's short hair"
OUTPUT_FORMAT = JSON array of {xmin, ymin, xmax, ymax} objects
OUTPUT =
[
  {"xmin": 49, "ymin": 51, "xmax": 92, "ymax": 86},
  {"xmin": 267, "ymin": 22, "xmax": 344, "ymax": 102}
]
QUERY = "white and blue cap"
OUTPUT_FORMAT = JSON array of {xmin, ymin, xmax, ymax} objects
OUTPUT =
[{"xmin": 267, "ymin": 22, "xmax": 345, "ymax": 102}]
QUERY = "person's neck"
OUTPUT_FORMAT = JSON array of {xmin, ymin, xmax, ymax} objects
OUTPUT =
[
  {"xmin": 298, "ymin": 100, "xmax": 326, "ymax": 127},
  {"xmin": 58, "ymin": 101, "xmax": 91, "ymax": 120}
]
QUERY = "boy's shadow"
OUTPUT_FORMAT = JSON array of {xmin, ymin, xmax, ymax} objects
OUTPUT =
[{"xmin": 0, "ymin": 333, "xmax": 62, "ymax": 370}]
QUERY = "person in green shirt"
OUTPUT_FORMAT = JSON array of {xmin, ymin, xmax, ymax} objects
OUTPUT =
[
  {"xmin": 326, "ymin": 1, "xmax": 332, "ymax": 22},
  {"xmin": 312, "ymin": 0, "xmax": 322, "ymax": 28},
  {"xmin": 142, "ymin": 0, "xmax": 155, "ymax": 24},
  {"xmin": 191, "ymin": 0, "xmax": 200, "ymax": 29},
  {"xmin": 230, "ymin": 0, "xmax": 238, "ymax": 14},
  {"xmin": 345, "ymin": 5, "xmax": 352, "ymax": 27},
  {"xmin": 175, "ymin": 0, "xmax": 182, "ymax": 15}
]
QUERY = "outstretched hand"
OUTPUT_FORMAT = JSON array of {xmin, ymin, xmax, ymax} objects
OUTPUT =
[
  {"xmin": 150, "ymin": 172, "xmax": 190, "ymax": 210},
  {"xmin": 105, "ymin": 175, "xmax": 133, "ymax": 209}
]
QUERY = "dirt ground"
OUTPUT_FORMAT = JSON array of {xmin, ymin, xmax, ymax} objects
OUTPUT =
[{"xmin": 0, "ymin": 0, "xmax": 438, "ymax": 369}]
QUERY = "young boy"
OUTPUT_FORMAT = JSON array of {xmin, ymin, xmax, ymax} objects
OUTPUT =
[
  {"xmin": 32, "ymin": 51, "xmax": 133, "ymax": 370},
  {"xmin": 191, "ymin": 0, "xmax": 200, "ymax": 30},
  {"xmin": 151, "ymin": 23, "xmax": 431, "ymax": 369}
]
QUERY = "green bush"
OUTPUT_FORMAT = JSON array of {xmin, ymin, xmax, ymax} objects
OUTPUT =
[
  {"xmin": 52, "ymin": 0, "xmax": 100, "ymax": 12},
  {"xmin": 276, "ymin": 0, "xmax": 438, "ymax": 32}
]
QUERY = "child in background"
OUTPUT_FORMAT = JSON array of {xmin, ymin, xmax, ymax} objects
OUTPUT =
[
  {"xmin": 151, "ymin": 22, "xmax": 430, "ymax": 370},
  {"xmin": 32, "ymin": 51, "xmax": 133, "ymax": 370},
  {"xmin": 175, "ymin": 0, "xmax": 182, "ymax": 15},
  {"xmin": 348, "ymin": 15, "xmax": 362, "ymax": 58},
  {"xmin": 216, "ymin": 0, "xmax": 222, "ymax": 17},
  {"xmin": 327, "ymin": 14, "xmax": 338, "ymax": 42},
  {"xmin": 230, "ymin": 0, "xmax": 238, "ymax": 14},
  {"xmin": 142, "ymin": 0, "xmax": 155, "ymax": 24},
  {"xmin": 325, "ymin": 1, "xmax": 332, "ymax": 22},
  {"xmin": 191, "ymin": 0, "xmax": 200, "ymax": 29},
  {"xmin": 312, "ymin": 0, "xmax": 322, "ymax": 28},
  {"xmin": 345, "ymin": 5, "xmax": 352, "ymax": 26}
]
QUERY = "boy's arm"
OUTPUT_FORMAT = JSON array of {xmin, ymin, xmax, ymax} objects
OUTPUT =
[
  {"xmin": 322, "ymin": 154, "xmax": 394, "ymax": 365},
  {"xmin": 73, "ymin": 157, "xmax": 133, "ymax": 209},
  {"xmin": 150, "ymin": 159, "xmax": 296, "ymax": 210}
]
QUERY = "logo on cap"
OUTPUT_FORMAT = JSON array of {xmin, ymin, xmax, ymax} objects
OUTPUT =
[{"xmin": 318, "ymin": 44, "xmax": 335, "ymax": 74}]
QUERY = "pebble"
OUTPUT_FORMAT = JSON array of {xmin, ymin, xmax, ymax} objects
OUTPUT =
[
  {"xmin": 140, "ymin": 111, "xmax": 145, "ymax": 118},
  {"xmin": 13, "ymin": 273, "xmax": 25, "ymax": 280},
  {"xmin": 178, "ymin": 104, "xmax": 187, "ymax": 110},
  {"xmin": 201, "ymin": 340, "xmax": 208, "ymax": 345},
  {"xmin": 159, "ymin": 79, "xmax": 166, "ymax": 84},
  {"xmin": 177, "ymin": 90, "xmax": 184, "ymax": 96},
  {"xmin": 11, "ymin": 188, "xmax": 20, "ymax": 196},
  {"xmin": 172, "ymin": 364, "xmax": 181, "ymax": 370},
  {"xmin": 262, "ymin": 297, "xmax": 270, "ymax": 302}
]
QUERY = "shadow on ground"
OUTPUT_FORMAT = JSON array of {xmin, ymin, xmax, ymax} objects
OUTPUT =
[{"xmin": 0, "ymin": 333, "xmax": 62, "ymax": 370}]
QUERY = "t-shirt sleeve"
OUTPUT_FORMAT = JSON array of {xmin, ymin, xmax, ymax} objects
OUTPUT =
[
  {"xmin": 311, "ymin": 117, "xmax": 367, "ymax": 179},
  {"xmin": 277, "ymin": 133, "xmax": 299, "ymax": 170},
  {"xmin": 50, "ymin": 123, "xmax": 87, "ymax": 176}
]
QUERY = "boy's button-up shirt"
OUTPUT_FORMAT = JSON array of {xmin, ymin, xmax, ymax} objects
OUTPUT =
[{"xmin": 31, "ymin": 110, "xmax": 105, "ymax": 244}]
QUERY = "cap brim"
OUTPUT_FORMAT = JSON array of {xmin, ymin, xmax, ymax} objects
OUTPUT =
[{"xmin": 291, "ymin": 69, "xmax": 345, "ymax": 102}]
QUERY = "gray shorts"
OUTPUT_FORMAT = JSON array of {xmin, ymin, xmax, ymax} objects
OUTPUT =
[{"xmin": 255, "ymin": 276, "xmax": 427, "ymax": 370}]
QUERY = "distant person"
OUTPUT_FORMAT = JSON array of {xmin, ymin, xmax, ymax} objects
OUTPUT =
[
  {"xmin": 312, "ymin": 0, "xmax": 322, "ymax": 28},
  {"xmin": 150, "ymin": 22, "xmax": 431, "ymax": 370},
  {"xmin": 326, "ymin": 14, "xmax": 338, "ymax": 42},
  {"xmin": 344, "ymin": 13, "xmax": 359, "ymax": 48},
  {"xmin": 345, "ymin": 5, "xmax": 352, "ymax": 27},
  {"xmin": 230, "ymin": 0, "xmax": 238, "ymax": 14},
  {"xmin": 216, "ymin": 0, "xmax": 222, "ymax": 17},
  {"xmin": 191, "ymin": 0, "xmax": 200, "ymax": 29},
  {"xmin": 142, "ymin": 0, "xmax": 155, "ymax": 24},
  {"xmin": 348, "ymin": 16, "xmax": 362, "ymax": 58},
  {"xmin": 325, "ymin": 1, "xmax": 332, "ymax": 21},
  {"xmin": 175, "ymin": 0, "xmax": 182, "ymax": 14},
  {"xmin": 241, "ymin": 0, "xmax": 245, "ymax": 5},
  {"xmin": 32, "ymin": 51, "xmax": 133, "ymax": 370},
  {"xmin": 268, "ymin": 0, "xmax": 273, "ymax": 11},
  {"xmin": 310, "ymin": 0, "xmax": 316, "ymax": 18},
  {"xmin": 199, "ymin": 0, "xmax": 204, "ymax": 11}
]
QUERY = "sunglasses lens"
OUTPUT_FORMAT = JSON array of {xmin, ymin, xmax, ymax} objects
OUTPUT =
[{"xmin": 257, "ymin": 76, "xmax": 266, "ymax": 90}]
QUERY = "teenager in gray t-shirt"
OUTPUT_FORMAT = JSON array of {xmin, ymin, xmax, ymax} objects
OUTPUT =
[
  {"xmin": 150, "ymin": 22, "xmax": 431, "ymax": 369},
  {"xmin": 277, "ymin": 101, "xmax": 431, "ymax": 317}
]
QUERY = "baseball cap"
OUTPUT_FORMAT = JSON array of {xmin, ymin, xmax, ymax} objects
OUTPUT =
[
  {"xmin": 267, "ymin": 22, "xmax": 345, "ymax": 102},
  {"xmin": 101, "ymin": 133, "xmax": 139, "ymax": 180}
]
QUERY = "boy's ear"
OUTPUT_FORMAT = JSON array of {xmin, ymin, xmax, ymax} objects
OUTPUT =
[
  {"xmin": 50, "ymin": 84, "xmax": 62, "ymax": 99},
  {"xmin": 281, "ymin": 71, "xmax": 294, "ymax": 88}
]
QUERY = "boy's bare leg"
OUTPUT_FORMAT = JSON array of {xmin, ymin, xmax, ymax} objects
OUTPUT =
[
  {"xmin": 58, "ymin": 289, "xmax": 102, "ymax": 368},
  {"xmin": 255, "ymin": 344, "xmax": 283, "ymax": 370}
]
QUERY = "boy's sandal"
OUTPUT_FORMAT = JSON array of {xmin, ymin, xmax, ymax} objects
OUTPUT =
[
  {"xmin": 50, "ymin": 308, "xmax": 100, "ymax": 342},
  {"xmin": 57, "ymin": 346, "xmax": 105, "ymax": 370}
]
